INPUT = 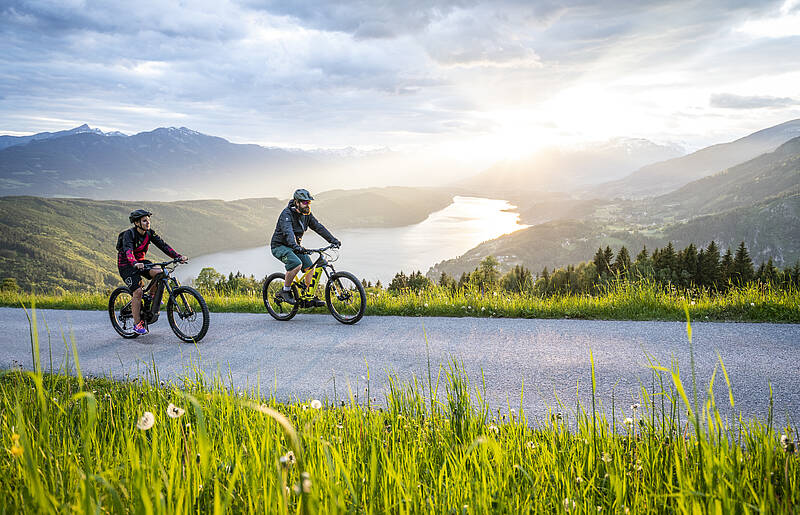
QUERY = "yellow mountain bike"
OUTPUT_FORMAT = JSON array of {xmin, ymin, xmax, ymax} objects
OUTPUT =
[{"xmin": 262, "ymin": 244, "xmax": 366, "ymax": 324}]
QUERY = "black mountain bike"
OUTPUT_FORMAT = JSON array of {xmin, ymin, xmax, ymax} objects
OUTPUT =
[
  {"xmin": 263, "ymin": 244, "xmax": 367, "ymax": 324},
  {"xmin": 108, "ymin": 258, "xmax": 210, "ymax": 342}
]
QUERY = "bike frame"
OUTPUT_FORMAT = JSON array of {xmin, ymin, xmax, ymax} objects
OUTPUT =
[
  {"xmin": 291, "ymin": 248, "xmax": 345, "ymax": 300},
  {"xmin": 140, "ymin": 261, "xmax": 182, "ymax": 323}
]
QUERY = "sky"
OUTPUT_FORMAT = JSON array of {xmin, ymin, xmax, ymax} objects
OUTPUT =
[{"xmin": 2, "ymin": 0, "xmax": 800, "ymax": 172}]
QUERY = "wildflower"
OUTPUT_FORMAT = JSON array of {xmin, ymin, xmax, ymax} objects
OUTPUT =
[
  {"xmin": 624, "ymin": 417, "xmax": 633, "ymax": 427},
  {"xmin": 136, "ymin": 411, "xmax": 155, "ymax": 430},
  {"xmin": 488, "ymin": 424, "xmax": 499, "ymax": 435},
  {"xmin": 750, "ymin": 302, "xmax": 755, "ymax": 306},
  {"xmin": 280, "ymin": 450, "xmax": 296, "ymax": 468},
  {"xmin": 563, "ymin": 498, "xmax": 576, "ymax": 512},
  {"xmin": 424, "ymin": 303, "xmax": 428, "ymax": 307},
  {"xmin": 301, "ymin": 471, "xmax": 312, "ymax": 493},
  {"xmin": 302, "ymin": 404, "xmax": 308, "ymax": 411},
  {"xmin": 601, "ymin": 452, "xmax": 612, "ymax": 463},
  {"xmin": 780, "ymin": 433, "xmax": 795, "ymax": 453},
  {"xmin": 167, "ymin": 403, "xmax": 185, "ymax": 418},
  {"xmin": 10, "ymin": 433, "xmax": 23, "ymax": 458},
  {"xmin": 310, "ymin": 399, "xmax": 322, "ymax": 410},
  {"xmin": 576, "ymin": 476, "xmax": 584, "ymax": 484},
  {"xmin": 630, "ymin": 403, "xmax": 640, "ymax": 411}
]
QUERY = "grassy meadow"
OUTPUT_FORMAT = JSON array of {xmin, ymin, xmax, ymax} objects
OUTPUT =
[
  {"xmin": 1, "ymin": 306, "xmax": 798, "ymax": 513},
  {"xmin": 2, "ymin": 280, "xmax": 799, "ymax": 322}
]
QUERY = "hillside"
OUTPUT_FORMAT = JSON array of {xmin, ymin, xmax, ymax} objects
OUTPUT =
[
  {"xmin": 644, "ymin": 136, "xmax": 800, "ymax": 220},
  {"xmin": 0, "ymin": 187, "xmax": 453, "ymax": 290},
  {"xmin": 428, "ymin": 194, "xmax": 800, "ymax": 279},
  {"xmin": 590, "ymin": 119, "xmax": 800, "ymax": 199}
]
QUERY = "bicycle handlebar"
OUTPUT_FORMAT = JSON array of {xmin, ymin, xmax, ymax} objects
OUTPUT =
[
  {"xmin": 301, "ymin": 243, "xmax": 338, "ymax": 254},
  {"xmin": 142, "ymin": 257, "xmax": 184, "ymax": 269}
]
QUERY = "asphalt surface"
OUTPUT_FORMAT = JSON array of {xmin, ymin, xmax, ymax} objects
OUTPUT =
[{"xmin": 1, "ymin": 307, "xmax": 798, "ymax": 423}]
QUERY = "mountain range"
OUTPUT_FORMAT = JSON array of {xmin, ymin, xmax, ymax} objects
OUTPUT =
[
  {"xmin": 430, "ymin": 132, "xmax": 800, "ymax": 279},
  {"xmin": 0, "ymin": 125, "xmax": 404, "ymax": 200},
  {"xmin": 587, "ymin": 119, "xmax": 800, "ymax": 199},
  {"xmin": 2, "ymin": 119, "xmax": 799, "ymax": 289}
]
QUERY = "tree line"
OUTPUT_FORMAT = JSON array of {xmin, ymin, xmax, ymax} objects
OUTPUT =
[
  {"xmin": 387, "ymin": 241, "xmax": 800, "ymax": 295},
  {"xmin": 149, "ymin": 240, "xmax": 799, "ymax": 297}
]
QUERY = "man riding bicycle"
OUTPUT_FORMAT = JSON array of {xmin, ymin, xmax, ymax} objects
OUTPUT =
[
  {"xmin": 117, "ymin": 209, "xmax": 187, "ymax": 334},
  {"xmin": 270, "ymin": 189, "xmax": 341, "ymax": 306}
]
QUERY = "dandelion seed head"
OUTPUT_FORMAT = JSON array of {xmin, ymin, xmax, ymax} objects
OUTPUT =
[
  {"xmin": 624, "ymin": 417, "xmax": 634, "ymax": 427},
  {"xmin": 310, "ymin": 399, "xmax": 322, "ymax": 410},
  {"xmin": 167, "ymin": 403, "xmax": 185, "ymax": 418},
  {"xmin": 136, "ymin": 411, "xmax": 155, "ymax": 430}
]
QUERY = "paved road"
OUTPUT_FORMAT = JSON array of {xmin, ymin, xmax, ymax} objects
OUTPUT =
[{"xmin": 1, "ymin": 307, "xmax": 798, "ymax": 423}]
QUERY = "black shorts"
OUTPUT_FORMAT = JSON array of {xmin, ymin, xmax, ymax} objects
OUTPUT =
[{"xmin": 118, "ymin": 260, "xmax": 152, "ymax": 292}]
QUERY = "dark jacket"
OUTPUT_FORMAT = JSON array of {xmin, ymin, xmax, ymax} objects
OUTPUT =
[
  {"xmin": 270, "ymin": 201, "xmax": 336, "ymax": 251},
  {"xmin": 117, "ymin": 227, "xmax": 180, "ymax": 268}
]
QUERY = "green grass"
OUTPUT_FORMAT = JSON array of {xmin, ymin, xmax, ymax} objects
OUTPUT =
[
  {"xmin": 1, "ymin": 308, "xmax": 798, "ymax": 513},
  {"xmin": 2, "ymin": 280, "xmax": 799, "ymax": 322}
]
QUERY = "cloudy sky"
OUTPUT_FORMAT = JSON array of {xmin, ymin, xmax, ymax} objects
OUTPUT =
[{"xmin": 2, "ymin": 0, "xmax": 799, "ymax": 169}]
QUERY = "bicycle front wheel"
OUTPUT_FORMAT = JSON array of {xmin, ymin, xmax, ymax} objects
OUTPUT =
[
  {"xmin": 167, "ymin": 286, "xmax": 210, "ymax": 342},
  {"xmin": 325, "ymin": 271, "xmax": 366, "ymax": 324},
  {"xmin": 263, "ymin": 272, "xmax": 299, "ymax": 321},
  {"xmin": 108, "ymin": 287, "xmax": 139, "ymax": 338}
]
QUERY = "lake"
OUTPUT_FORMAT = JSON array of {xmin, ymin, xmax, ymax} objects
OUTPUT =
[{"xmin": 176, "ymin": 196, "xmax": 528, "ymax": 285}]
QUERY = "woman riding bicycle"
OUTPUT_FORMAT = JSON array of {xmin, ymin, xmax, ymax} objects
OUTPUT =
[
  {"xmin": 117, "ymin": 209, "xmax": 187, "ymax": 334},
  {"xmin": 270, "ymin": 189, "xmax": 340, "ymax": 306}
]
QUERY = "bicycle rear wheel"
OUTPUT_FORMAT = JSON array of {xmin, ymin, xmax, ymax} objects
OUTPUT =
[
  {"xmin": 109, "ymin": 287, "xmax": 139, "ymax": 338},
  {"xmin": 167, "ymin": 286, "xmax": 210, "ymax": 342},
  {"xmin": 263, "ymin": 272, "xmax": 299, "ymax": 321},
  {"xmin": 325, "ymin": 271, "xmax": 366, "ymax": 324}
]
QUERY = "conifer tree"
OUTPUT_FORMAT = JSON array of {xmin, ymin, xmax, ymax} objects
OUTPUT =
[
  {"xmin": 732, "ymin": 241, "xmax": 755, "ymax": 285},
  {"xmin": 720, "ymin": 248, "xmax": 734, "ymax": 287},
  {"xmin": 613, "ymin": 246, "xmax": 631, "ymax": 278},
  {"xmin": 603, "ymin": 246, "xmax": 614, "ymax": 275},
  {"xmin": 635, "ymin": 246, "xmax": 649, "ymax": 263},
  {"xmin": 680, "ymin": 243, "xmax": 698, "ymax": 286},
  {"xmin": 759, "ymin": 258, "xmax": 779, "ymax": 285},
  {"xmin": 662, "ymin": 242, "xmax": 677, "ymax": 274},
  {"xmin": 592, "ymin": 248, "xmax": 606, "ymax": 278},
  {"xmin": 700, "ymin": 241, "xmax": 721, "ymax": 289}
]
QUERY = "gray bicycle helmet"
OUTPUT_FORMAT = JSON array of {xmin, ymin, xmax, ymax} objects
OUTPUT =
[
  {"xmin": 129, "ymin": 209, "xmax": 152, "ymax": 223},
  {"xmin": 293, "ymin": 189, "xmax": 314, "ymax": 201}
]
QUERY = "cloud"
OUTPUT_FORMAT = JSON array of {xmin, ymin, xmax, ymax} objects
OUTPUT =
[
  {"xmin": 1, "ymin": 0, "xmax": 799, "ymax": 161},
  {"xmin": 710, "ymin": 93, "xmax": 798, "ymax": 109}
]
